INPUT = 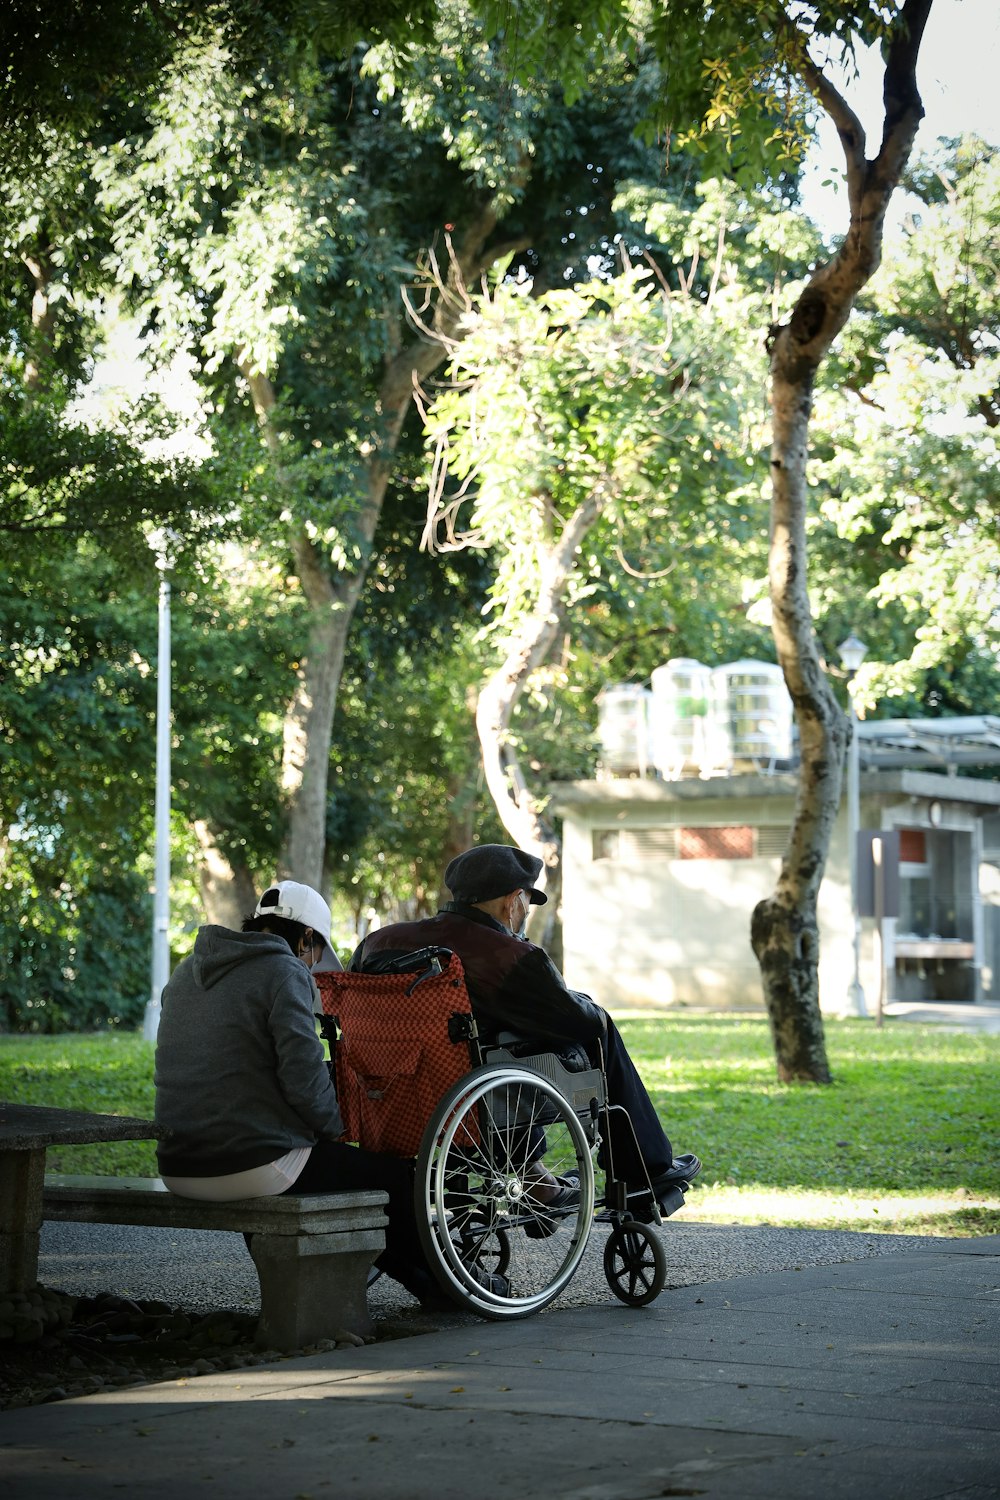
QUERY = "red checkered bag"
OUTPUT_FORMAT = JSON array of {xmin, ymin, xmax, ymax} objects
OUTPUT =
[{"xmin": 316, "ymin": 949, "xmax": 477, "ymax": 1158}]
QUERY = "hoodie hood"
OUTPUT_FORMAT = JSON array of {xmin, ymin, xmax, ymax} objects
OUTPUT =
[{"xmin": 191, "ymin": 926, "xmax": 296, "ymax": 990}]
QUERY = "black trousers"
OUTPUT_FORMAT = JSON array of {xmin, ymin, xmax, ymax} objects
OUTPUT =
[
  {"xmin": 596, "ymin": 1015, "xmax": 674, "ymax": 1188},
  {"xmin": 499, "ymin": 1015, "xmax": 674, "ymax": 1190},
  {"xmin": 286, "ymin": 1140, "xmax": 435, "ymax": 1301}
]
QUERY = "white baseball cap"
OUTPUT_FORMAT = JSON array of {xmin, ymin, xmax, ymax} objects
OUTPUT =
[{"xmin": 253, "ymin": 881, "xmax": 340, "ymax": 970}]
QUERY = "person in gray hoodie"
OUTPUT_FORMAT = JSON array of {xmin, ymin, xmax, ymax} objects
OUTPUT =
[{"xmin": 154, "ymin": 881, "xmax": 444, "ymax": 1304}]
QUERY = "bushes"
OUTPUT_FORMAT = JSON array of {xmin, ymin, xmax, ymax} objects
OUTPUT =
[{"xmin": 0, "ymin": 855, "xmax": 149, "ymax": 1033}]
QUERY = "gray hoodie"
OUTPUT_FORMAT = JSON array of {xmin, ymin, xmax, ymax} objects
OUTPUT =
[{"xmin": 154, "ymin": 926, "xmax": 344, "ymax": 1177}]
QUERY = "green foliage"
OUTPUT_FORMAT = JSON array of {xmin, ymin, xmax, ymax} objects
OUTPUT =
[
  {"xmin": 325, "ymin": 480, "xmax": 498, "ymax": 916},
  {"xmin": 473, "ymin": 0, "xmax": 906, "ymax": 183},
  {"xmin": 0, "ymin": 0, "xmax": 439, "ymax": 157},
  {"xmin": 0, "ymin": 860, "xmax": 152, "ymax": 1035},
  {"xmin": 811, "ymin": 138, "xmax": 1000, "ymax": 716},
  {"xmin": 0, "ymin": 394, "xmax": 224, "ymax": 550},
  {"xmin": 420, "ymin": 219, "xmax": 779, "ymax": 788},
  {"xmin": 2, "ymin": 0, "xmax": 995, "ymax": 1023}
]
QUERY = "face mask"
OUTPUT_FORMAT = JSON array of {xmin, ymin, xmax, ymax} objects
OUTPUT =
[{"xmin": 513, "ymin": 894, "xmax": 529, "ymax": 939}]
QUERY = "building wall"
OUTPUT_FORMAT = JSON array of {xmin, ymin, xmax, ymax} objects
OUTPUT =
[
  {"xmin": 555, "ymin": 774, "xmax": 999, "ymax": 1016},
  {"xmin": 981, "ymin": 813, "xmax": 1000, "ymax": 999},
  {"xmin": 559, "ymin": 791, "xmax": 858, "ymax": 1016}
]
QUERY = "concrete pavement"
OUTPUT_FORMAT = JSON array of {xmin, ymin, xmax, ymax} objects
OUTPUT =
[{"xmin": 2, "ymin": 1228, "xmax": 997, "ymax": 1499}]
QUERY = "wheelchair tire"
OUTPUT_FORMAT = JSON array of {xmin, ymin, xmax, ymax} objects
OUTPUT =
[
  {"xmin": 603, "ymin": 1220, "xmax": 667, "ymax": 1307},
  {"xmin": 415, "ymin": 1063, "xmax": 595, "ymax": 1320}
]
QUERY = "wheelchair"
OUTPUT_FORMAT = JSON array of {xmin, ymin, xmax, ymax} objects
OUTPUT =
[{"xmin": 317, "ymin": 946, "xmax": 679, "ymax": 1321}]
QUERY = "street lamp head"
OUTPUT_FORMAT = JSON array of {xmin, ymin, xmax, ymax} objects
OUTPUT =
[
  {"xmin": 147, "ymin": 526, "xmax": 183, "ymax": 573},
  {"xmin": 838, "ymin": 633, "xmax": 868, "ymax": 674}
]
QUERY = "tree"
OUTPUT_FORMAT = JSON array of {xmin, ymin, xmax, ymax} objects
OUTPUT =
[
  {"xmin": 421, "ymin": 260, "xmax": 767, "ymax": 933},
  {"xmin": 85, "ymin": 11, "xmax": 558, "ymax": 894},
  {"xmin": 458, "ymin": 0, "xmax": 935, "ymax": 1081},
  {"xmin": 745, "ymin": 1, "xmax": 933, "ymax": 1082},
  {"xmin": 80, "ymin": 3, "xmax": 717, "ymax": 903},
  {"xmin": 0, "ymin": 0, "xmax": 439, "ymax": 162}
]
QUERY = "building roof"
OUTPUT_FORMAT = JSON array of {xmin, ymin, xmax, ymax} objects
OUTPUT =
[
  {"xmin": 857, "ymin": 716, "xmax": 1000, "ymax": 770},
  {"xmin": 550, "ymin": 767, "xmax": 1000, "ymax": 813}
]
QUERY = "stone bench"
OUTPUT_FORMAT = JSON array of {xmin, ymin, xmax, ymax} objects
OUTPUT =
[{"xmin": 43, "ymin": 1175, "xmax": 388, "ymax": 1352}]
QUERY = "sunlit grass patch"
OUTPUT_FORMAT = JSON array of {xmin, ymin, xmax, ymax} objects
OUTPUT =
[
  {"xmin": 1, "ymin": 1017, "xmax": 998, "ymax": 1232},
  {"xmin": 685, "ymin": 1184, "xmax": 1000, "ymax": 1237}
]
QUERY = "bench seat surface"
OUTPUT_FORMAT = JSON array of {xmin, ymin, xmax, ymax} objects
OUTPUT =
[{"xmin": 43, "ymin": 1175, "xmax": 388, "ymax": 1235}]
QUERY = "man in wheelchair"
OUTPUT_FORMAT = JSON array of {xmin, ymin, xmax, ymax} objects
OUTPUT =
[{"xmin": 350, "ymin": 844, "xmax": 700, "ymax": 1224}]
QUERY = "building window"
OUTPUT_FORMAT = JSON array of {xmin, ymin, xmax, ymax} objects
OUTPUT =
[
  {"xmin": 591, "ymin": 824, "xmax": 781, "ymax": 861},
  {"xmin": 678, "ymin": 826, "xmax": 754, "ymax": 860}
]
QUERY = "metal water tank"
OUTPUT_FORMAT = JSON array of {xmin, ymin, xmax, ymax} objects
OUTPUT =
[
  {"xmin": 709, "ymin": 661, "xmax": 793, "ymax": 770},
  {"xmin": 649, "ymin": 659, "xmax": 712, "ymax": 778},
  {"xmin": 596, "ymin": 684, "xmax": 651, "ymax": 776}
]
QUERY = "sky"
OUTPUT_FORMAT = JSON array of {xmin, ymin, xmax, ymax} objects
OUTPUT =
[{"xmin": 800, "ymin": 0, "xmax": 999, "ymax": 233}]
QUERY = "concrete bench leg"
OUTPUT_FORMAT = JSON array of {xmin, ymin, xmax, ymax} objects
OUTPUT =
[
  {"xmin": 0, "ymin": 1148, "xmax": 44, "ymax": 1294},
  {"xmin": 249, "ymin": 1229, "xmax": 382, "ymax": 1351}
]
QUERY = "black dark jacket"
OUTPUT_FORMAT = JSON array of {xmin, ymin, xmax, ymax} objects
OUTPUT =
[{"xmin": 350, "ymin": 902, "xmax": 606, "ymax": 1048}]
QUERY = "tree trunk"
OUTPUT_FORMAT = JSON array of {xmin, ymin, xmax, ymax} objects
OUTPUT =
[
  {"xmin": 21, "ymin": 250, "xmax": 56, "ymax": 394},
  {"xmin": 237, "ymin": 200, "xmax": 531, "ymax": 893},
  {"xmin": 437, "ymin": 685, "xmax": 481, "ymax": 907},
  {"xmin": 193, "ymin": 821, "xmax": 258, "ymax": 927},
  {"xmin": 475, "ymin": 488, "xmax": 605, "ymax": 939},
  {"xmin": 752, "ymin": 0, "xmax": 932, "ymax": 1081}
]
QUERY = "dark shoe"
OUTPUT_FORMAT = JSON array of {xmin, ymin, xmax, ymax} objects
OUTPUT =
[
  {"xmin": 419, "ymin": 1284, "xmax": 459, "ymax": 1314},
  {"xmin": 523, "ymin": 1179, "xmax": 581, "ymax": 1239},
  {"xmin": 468, "ymin": 1264, "xmax": 510, "ymax": 1297},
  {"xmin": 660, "ymin": 1152, "xmax": 702, "ymax": 1185},
  {"xmin": 625, "ymin": 1154, "xmax": 701, "ymax": 1225},
  {"xmin": 418, "ymin": 1264, "xmax": 509, "ymax": 1308}
]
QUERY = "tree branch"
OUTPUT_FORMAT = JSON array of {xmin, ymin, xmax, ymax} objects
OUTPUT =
[{"xmin": 774, "ymin": 4, "xmax": 868, "ymax": 211}]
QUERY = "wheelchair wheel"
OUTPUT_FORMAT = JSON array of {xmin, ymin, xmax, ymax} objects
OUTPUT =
[
  {"xmin": 416, "ymin": 1063, "xmax": 595, "ymax": 1320},
  {"xmin": 603, "ymin": 1220, "xmax": 667, "ymax": 1307}
]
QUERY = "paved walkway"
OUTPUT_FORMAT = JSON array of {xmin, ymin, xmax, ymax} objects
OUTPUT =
[{"xmin": 3, "ymin": 1228, "xmax": 997, "ymax": 1498}]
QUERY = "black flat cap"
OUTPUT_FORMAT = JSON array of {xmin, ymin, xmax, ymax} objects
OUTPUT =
[{"xmin": 445, "ymin": 844, "xmax": 548, "ymax": 906}]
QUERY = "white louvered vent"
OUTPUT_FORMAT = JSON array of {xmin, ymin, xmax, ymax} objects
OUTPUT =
[
  {"xmin": 591, "ymin": 824, "xmax": 791, "ymax": 861},
  {"xmin": 624, "ymin": 828, "xmax": 680, "ymax": 859},
  {"xmin": 755, "ymin": 827, "xmax": 789, "ymax": 859}
]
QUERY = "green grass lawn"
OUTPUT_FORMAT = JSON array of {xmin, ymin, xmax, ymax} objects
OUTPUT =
[
  {"xmin": 1, "ymin": 1017, "xmax": 997, "ymax": 1236},
  {"xmin": 618, "ymin": 1014, "xmax": 999, "ymax": 1236}
]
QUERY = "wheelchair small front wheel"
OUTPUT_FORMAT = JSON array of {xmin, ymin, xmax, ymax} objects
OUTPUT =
[
  {"xmin": 603, "ymin": 1220, "xmax": 666, "ymax": 1307},
  {"xmin": 416, "ymin": 1063, "xmax": 595, "ymax": 1320}
]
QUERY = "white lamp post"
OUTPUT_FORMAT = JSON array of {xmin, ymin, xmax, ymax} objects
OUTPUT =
[
  {"xmin": 838, "ymin": 633, "xmax": 868, "ymax": 1019},
  {"xmin": 143, "ymin": 528, "xmax": 182, "ymax": 1042}
]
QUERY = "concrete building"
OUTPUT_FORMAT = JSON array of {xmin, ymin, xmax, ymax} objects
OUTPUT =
[{"xmin": 551, "ymin": 714, "xmax": 1000, "ymax": 1018}]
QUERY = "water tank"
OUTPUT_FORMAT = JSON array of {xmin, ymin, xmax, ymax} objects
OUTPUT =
[
  {"xmin": 649, "ymin": 659, "xmax": 712, "ymax": 778},
  {"xmin": 596, "ymin": 684, "xmax": 651, "ymax": 776},
  {"xmin": 708, "ymin": 661, "xmax": 793, "ymax": 770}
]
